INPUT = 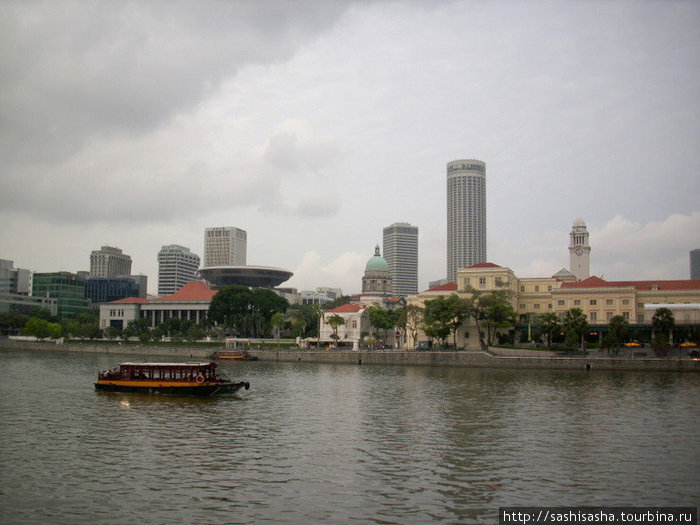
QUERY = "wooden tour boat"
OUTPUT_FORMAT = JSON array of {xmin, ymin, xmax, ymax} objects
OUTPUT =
[{"xmin": 95, "ymin": 362, "xmax": 250, "ymax": 396}]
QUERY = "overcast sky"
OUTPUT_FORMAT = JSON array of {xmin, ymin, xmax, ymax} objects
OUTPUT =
[{"xmin": 1, "ymin": 0, "xmax": 699, "ymax": 295}]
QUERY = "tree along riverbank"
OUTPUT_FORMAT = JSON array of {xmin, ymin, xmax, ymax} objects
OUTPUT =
[{"xmin": 2, "ymin": 340, "xmax": 699, "ymax": 372}]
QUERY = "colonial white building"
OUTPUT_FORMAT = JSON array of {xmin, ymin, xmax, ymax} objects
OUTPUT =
[
  {"xmin": 407, "ymin": 263, "xmax": 700, "ymax": 349},
  {"xmin": 100, "ymin": 281, "xmax": 216, "ymax": 331},
  {"xmin": 318, "ymin": 303, "xmax": 369, "ymax": 350}
]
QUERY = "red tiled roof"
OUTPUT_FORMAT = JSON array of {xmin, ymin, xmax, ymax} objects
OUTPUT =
[
  {"xmin": 561, "ymin": 276, "xmax": 611, "ymax": 288},
  {"xmin": 325, "ymin": 303, "xmax": 364, "ymax": 313},
  {"xmin": 110, "ymin": 297, "xmax": 149, "ymax": 304},
  {"xmin": 467, "ymin": 262, "xmax": 502, "ymax": 269},
  {"xmin": 108, "ymin": 281, "xmax": 217, "ymax": 304},
  {"xmin": 561, "ymin": 277, "xmax": 700, "ymax": 291},
  {"xmin": 617, "ymin": 279, "xmax": 700, "ymax": 291},
  {"xmin": 154, "ymin": 281, "xmax": 217, "ymax": 301},
  {"xmin": 425, "ymin": 282, "xmax": 458, "ymax": 292}
]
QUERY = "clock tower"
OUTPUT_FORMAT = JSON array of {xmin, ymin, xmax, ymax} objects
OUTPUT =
[{"xmin": 569, "ymin": 218, "xmax": 591, "ymax": 281}]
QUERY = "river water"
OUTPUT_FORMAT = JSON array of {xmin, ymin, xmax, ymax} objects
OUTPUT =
[{"xmin": 0, "ymin": 348, "xmax": 698, "ymax": 524}]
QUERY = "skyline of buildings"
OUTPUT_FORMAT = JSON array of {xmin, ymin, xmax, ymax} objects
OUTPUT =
[
  {"xmin": 446, "ymin": 159, "xmax": 487, "ymax": 284},
  {"xmin": 3, "ymin": 157, "xmax": 699, "ymax": 308},
  {"xmin": 383, "ymin": 222, "xmax": 418, "ymax": 297}
]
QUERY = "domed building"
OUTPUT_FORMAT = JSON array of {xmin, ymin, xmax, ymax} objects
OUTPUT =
[
  {"xmin": 362, "ymin": 245, "xmax": 392, "ymax": 296},
  {"xmin": 315, "ymin": 245, "xmax": 404, "ymax": 351}
]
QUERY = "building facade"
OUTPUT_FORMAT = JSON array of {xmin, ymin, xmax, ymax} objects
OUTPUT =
[
  {"xmin": 0, "ymin": 293, "xmax": 57, "ymax": 317},
  {"xmin": 361, "ymin": 246, "xmax": 393, "ymax": 297},
  {"xmin": 447, "ymin": 159, "xmax": 486, "ymax": 283},
  {"xmin": 90, "ymin": 246, "xmax": 132, "ymax": 278},
  {"xmin": 299, "ymin": 290, "xmax": 336, "ymax": 306},
  {"xmin": 203, "ymin": 227, "xmax": 247, "ymax": 267},
  {"xmin": 691, "ymin": 249, "xmax": 700, "ymax": 280},
  {"xmin": 99, "ymin": 281, "xmax": 216, "ymax": 331},
  {"xmin": 318, "ymin": 303, "xmax": 369, "ymax": 350},
  {"xmin": 32, "ymin": 272, "xmax": 91, "ymax": 318},
  {"xmin": 84, "ymin": 277, "xmax": 142, "ymax": 304},
  {"xmin": 0, "ymin": 259, "xmax": 31, "ymax": 295},
  {"xmin": 157, "ymin": 244, "xmax": 201, "ymax": 296},
  {"xmin": 569, "ymin": 219, "xmax": 591, "ymax": 281},
  {"xmin": 407, "ymin": 263, "xmax": 700, "ymax": 349},
  {"xmin": 383, "ymin": 222, "xmax": 418, "ymax": 296}
]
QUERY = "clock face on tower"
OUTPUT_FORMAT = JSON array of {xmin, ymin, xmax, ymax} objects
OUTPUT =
[{"xmin": 575, "ymin": 248, "xmax": 583, "ymax": 256}]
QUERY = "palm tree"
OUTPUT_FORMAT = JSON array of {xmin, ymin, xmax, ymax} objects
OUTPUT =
[
  {"xmin": 326, "ymin": 314, "xmax": 345, "ymax": 345},
  {"xmin": 271, "ymin": 312, "xmax": 285, "ymax": 348}
]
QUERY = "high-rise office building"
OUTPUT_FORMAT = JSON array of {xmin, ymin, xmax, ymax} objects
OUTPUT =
[
  {"xmin": 84, "ymin": 277, "xmax": 142, "ymax": 304},
  {"xmin": 0, "ymin": 259, "xmax": 31, "ymax": 295},
  {"xmin": 383, "ymin": 222, "xmax": 418, "ymax": 296},
  {"xmin": 32, "ymin": 272, "xmax": 90, "ymax": 317},
  {"xmin": 447, "ymin": 159, "xmax": 486, "ymax": 283},
  {"xmin": 90, "ymin": 246, "xmax": 132, "ymax": 278},
  {"xmin": 157, "ymin": 245, "xmax": 201, "ymax": 296},
  {"xmin": 691, "ymin": 249, "xmax": 700, "ymax": 280},
  {"xmin": 203, "ymin": 227, "xmax": 247, "ymax": 267}
]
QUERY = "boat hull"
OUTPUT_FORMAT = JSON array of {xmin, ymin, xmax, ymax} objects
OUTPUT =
[{"xmin": 94, "ymin": 381, "xmax": 250, "ymax": 396}]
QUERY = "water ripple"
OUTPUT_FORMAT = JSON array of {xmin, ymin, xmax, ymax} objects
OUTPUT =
[{"xmin": 1, "ymin": 350, "xmax": 698, "ymax": 524}]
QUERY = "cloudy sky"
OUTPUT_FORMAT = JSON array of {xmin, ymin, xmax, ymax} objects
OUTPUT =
[{"xmin": 1, "ymin": 0, "xmax": 699, "ymax": 295}]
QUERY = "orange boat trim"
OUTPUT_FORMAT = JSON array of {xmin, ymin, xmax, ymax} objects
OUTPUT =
[{"xmin": 96, "ymin": 380, "xmax": 214, "ymax": 388}]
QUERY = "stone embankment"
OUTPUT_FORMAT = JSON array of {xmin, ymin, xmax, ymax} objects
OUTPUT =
[
  {"xmin": 2, "ymin": 340, "xmax": 698, "ymax": 372},
  {"xmin": 245, "ymin": 348, "xmax": 699, "ymax": 371},
  {"xmin": 0, "ymin": 340, "xmax": 213, "ymax": 359}
]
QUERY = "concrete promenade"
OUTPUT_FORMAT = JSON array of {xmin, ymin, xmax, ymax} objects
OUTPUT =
[{"xmin": 2, "ymin": 340, "xmax": 699, "ymax": 372}]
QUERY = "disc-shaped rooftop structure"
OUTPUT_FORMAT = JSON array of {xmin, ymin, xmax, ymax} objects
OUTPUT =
[{"xmin": 198, "ymin": 266, "xmax": 293, "ymax": 290}]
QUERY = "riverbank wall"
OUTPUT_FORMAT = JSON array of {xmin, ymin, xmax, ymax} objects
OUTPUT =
[
  {"xmin": 245, "ymin": 349, "xmax": 699, "ymax": 371},
  {"xmin": 2, "ymin": 340, "xmax": 699, "ymax": 372},
  {"xmin": 0, "ymin": 340, "xmax": 213, "ymax": 359}
]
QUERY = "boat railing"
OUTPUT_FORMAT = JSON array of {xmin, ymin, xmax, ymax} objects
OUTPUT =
[{"xmin": 98, "ymin": 364, "xmax": 229, "ymax": 383}]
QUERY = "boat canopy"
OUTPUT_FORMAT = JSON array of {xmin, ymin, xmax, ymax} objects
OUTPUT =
[{"xmin": 99, "ymin": 362, "xmax": 223, "ymax": 382}]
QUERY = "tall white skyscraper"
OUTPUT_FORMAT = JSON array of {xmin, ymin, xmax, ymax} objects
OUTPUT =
[
  {"xmin": 203, "ymin": 227, "xmax": 247, "ymax": 267},
  {"xmin": 157, "ymin": 245, "xmax": 201, "ymax": 296},
  {"xmin": 383, "ymin": 222, "xmax": 418, "ymax": 296},
  {"xmin": 447, "ymin": 159, "xmax": 486, "ymax": 283},
  {"xmin": 90, "ymin": 246, "xmax": 132, "ymax": 278}
]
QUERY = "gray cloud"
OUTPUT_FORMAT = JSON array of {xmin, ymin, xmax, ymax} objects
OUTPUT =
[
  {"xmin": 1, "ymin": 1, "xmax": 698, "ymax": 292},
  {"xmin": 0, "ymin": 1, "xmax": 350, "ymax": 167}
]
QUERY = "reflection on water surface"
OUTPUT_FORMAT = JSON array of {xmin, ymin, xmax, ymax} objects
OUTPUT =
[{"xmin": 1, "ymin": 349, "xmax": 698, "ymax": 524}]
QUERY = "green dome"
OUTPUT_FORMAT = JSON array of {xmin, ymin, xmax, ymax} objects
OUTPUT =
[{"xmin": 366, "ymin": 245, "xmax": 389, "ymax": 271}]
